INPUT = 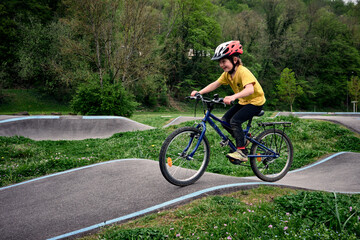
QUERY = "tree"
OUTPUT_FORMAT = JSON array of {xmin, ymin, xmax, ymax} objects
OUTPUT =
[
  {"xmin": 276, "ymin": 68, "xmax": 304, "ymax": 112},
  {"xmin": 60, "ymin": 0, "xmax": 171, "ymax": 109},
  {"xmin": 61, "ymin": 0, "xmax": 120, "ymax": 87},
  {"xmin": 255, "ymin": 0, "xmax": 304, "ymax": 109},
  {"xmin": 261, "ymin": 0, "xmax": 303, "ymax": 67},
  {"xmin": 61, "ymin": 0, "xmax": 162, "ymax": 87},
  {"xmin": 161, "ymin": 0, "xmax": 221, "ymax": 97},
  {"xmin": 0, "ymin": 0, "xmax": 61, "ymax": 88},
  {"xmin": 2, "ymin": 0, "xmax": 359, "ymax": 112},
  {"xmin": 301, "ymin": 7, "xmax": 360, "ymax": 109},
  {"xmin": 348, "ymin": 75, "xmax": 360, "ymax": 102}
]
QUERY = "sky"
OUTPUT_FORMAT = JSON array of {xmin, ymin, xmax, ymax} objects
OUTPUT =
[{"xmin": 343, "ymin": 0, "xmax": 358, "ymax": 3}]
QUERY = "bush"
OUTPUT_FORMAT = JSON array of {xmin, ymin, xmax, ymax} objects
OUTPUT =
[{"xmin": 71, "ymin": 80, "xmax": 138, "ymax": 117}]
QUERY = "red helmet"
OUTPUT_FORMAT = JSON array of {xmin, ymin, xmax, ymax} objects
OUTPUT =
[{"xmin": 211, "ymin": 40, "xmax": 243, "ymax": 61}]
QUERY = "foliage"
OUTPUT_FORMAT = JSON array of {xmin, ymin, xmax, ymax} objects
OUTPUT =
[
  {"xmin": 275, "ymin": 191, "xmax": 360, "ymax": 234},
  {"xmin": 1, "ymin": 0, "xmax": 360, "ymax": 111},
  {"xmin": 161, "ymin": 0, "xmax": 222, "ymax": 97},
  {"xmin": 348, "ymin": 75, "xmax": 360, "ymax": 102},
  {"xmin": 133, "ymin": 74, "xmax": 169, "ymax": 108},
  {"xmin": 0, "ymin": 0, "xmax": 60, "ymax": 71},
  {"xmin": 100, "ymin": 227, "xmax": 166, "ymax": 240},
  {"xmin": 60, "ymin": 0, "xmax": 165, "ymax": 93},
  {"xmin": 14, "ymin": 17, "xmax": 77, "ymax": 101},
  {"xmin": 70, "ymin": 78, "xmax": 138, "ymax": 117},
  {"xmin": 276, "ymin": 68, "xmax": 304, "ymax": 112},
  {"xmin": 0, "ymin": 95, "xmax": 6, "ymax": 105}
]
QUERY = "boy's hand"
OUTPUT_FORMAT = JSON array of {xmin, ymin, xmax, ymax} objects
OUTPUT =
[
  {"xmin": 191, "ymin": 91, "xmax": 199, "ymax": 96},
  {"xmin": 224, "ymin": 96, "xmax": 235, "ymax": 105}
]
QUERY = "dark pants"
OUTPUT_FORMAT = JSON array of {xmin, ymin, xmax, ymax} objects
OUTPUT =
[{"xmin": 221, "ymin": 104, "xmax": 263, "ymax": 147}]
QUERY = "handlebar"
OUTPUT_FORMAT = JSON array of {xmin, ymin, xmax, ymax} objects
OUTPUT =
[{"xmin": 187, "ymin": 93, "xmax": 234, "ymax": 106}]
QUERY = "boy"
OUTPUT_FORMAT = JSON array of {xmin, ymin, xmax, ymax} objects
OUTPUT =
[{"xmin": 191, "ymin": 40, "xmax": 265, "ymax": 163}]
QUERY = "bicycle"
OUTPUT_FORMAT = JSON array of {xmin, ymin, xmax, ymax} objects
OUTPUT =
[{"xmin": 159, "ymin": 94, "xmax": 293, "ymax": 186}]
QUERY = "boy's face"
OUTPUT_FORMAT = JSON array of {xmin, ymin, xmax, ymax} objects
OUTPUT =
[{"xmin": 219, "ymin": 57, "xmax": 236, "ymax": 72}]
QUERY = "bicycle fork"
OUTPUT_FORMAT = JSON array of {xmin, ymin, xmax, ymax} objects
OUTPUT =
[{"xmin": 181, "ymin": 122, "xmax": 207, "ymax": 160}]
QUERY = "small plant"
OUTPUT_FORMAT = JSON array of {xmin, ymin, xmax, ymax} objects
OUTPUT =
[
  {"xmin": 275, "ymin": 191, "xmax": 360, "ymax": 235},
  {"xmin": 100, "ymin": 227, "xmax": 166, "ymax": 240}
]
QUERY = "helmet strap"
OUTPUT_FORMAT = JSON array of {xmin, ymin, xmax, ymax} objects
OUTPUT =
[
  {"xmin": 228, "ymin": 66, "xmax": 236, "ymax": 75},
  {"xmin": 227, "ymin": 56, "xmax": 237, "ymax": 75}
]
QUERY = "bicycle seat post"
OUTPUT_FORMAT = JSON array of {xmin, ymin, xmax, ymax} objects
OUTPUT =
[{"xmin": 246, "ymin": 117, "xmax": 253, "ymax": 131}]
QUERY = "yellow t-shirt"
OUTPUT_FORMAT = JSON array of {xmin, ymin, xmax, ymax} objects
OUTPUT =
[{"xmin": 216, "ymin": 65, "xmax": 266, "ymax": 106}]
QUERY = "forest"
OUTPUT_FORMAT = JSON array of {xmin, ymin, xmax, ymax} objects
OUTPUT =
[{"xmin": 0, "ymin": 0, "xmax": 359, "ymax": 115}]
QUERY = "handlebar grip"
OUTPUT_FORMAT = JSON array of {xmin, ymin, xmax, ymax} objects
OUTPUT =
[
  {"xmin": 220, "ymin": 98, "xmax": 235, "ymax": 105},
  {"xmin": 187, "ymin": 94, "xmax": 201, "ymax": 100}
]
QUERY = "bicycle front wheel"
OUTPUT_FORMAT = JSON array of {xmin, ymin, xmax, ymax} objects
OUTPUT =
[
  {"xmin": 159, "ymin": 127, "xmax": 210, "ymax": 186},
  {"xmin": 250, "ymin": 129, "xmax": 293, "ymax": 182}
]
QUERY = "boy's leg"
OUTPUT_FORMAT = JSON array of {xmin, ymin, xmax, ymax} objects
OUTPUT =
[
  {"xmin": 221, "ymin": 104, "xmax": 242, "ymax": 137},
  {"xmin": 231, "ymin": 104, "xmax": 262, "ymax": 147},
  {"xmin": 227, "ymin": 104, "xmax": 262, "ymax": 162}
]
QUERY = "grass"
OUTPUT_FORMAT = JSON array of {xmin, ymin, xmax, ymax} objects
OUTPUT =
[
  {"xmin": 79, "ymin": 186, "xmax": 360, "ymax": 240},
  {"xmin": 0, "ymin": 89, "xmax": 71, "ymax": 114}
]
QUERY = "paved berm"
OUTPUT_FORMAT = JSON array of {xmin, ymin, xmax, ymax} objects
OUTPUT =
[
  {"xmin": 0, "ymin": 115, "xmax": 154, "ymax": 140},
  {"xmin": 0, "ymin": 113, "xmax": 359, "ymax": 239}
]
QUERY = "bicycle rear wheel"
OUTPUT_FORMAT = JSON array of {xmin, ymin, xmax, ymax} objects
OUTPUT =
[
  {"xmin": 250, "ymin": 129, "xmax": 293, "ymax": 182},
  {"xmin": 159, "ymin": 127, "xmax": 210, "ymax": 186}
]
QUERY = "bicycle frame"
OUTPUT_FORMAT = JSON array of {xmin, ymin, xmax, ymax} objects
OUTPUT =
[{"xmin": 186, "ymin": 109, "xmax": 279, "ymax": 159}]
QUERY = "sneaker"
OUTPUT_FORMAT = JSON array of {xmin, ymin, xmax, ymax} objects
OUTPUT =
[{"xmin": 226, "ymin": 149, "xmax": 248, "ymax": 163}]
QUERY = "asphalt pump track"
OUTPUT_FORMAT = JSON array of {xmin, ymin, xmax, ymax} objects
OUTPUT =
[{"xmin": 0, "ymin": 115, "xmax": 154, "ymax": 140}]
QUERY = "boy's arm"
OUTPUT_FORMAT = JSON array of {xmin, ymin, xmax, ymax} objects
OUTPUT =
[
  {"xmin": 191, "ymin": 81, "xmax": 221, "ymax": 96},
  {"xmin": 223, "ymin": 83, "xmax": 254, "ymax": 105}
]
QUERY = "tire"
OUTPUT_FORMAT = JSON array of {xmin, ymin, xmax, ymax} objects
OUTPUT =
[
  {"xmin": 250, "ymin": 129, "xmax": 293, "ymax": 182},
  {"xmin": 159, "ymin": 127, "xmax": 210, "ymax": 186}
]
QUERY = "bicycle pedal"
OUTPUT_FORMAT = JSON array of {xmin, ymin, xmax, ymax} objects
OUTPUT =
[
  {"xmin": 220, "ymin": 139, "xmax": 229, "ymax": 147},
  {"xmin": 227, "ymin": 155, "xmax": 247, "ymax": 165}
]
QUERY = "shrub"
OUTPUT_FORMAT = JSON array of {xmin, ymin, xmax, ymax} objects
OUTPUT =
[{"xmin": 71, "ymin": 80, "xmax": 138, "ymax": 117}]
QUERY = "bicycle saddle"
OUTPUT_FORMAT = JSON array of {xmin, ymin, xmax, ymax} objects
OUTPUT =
[{"xmin": 257, "ymin": 110, "xmax": 265, "ymax": 117}]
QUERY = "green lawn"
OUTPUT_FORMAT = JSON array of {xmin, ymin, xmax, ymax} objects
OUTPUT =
[{"xmin": 0, "ymin": 89, "xmax": 71, "ymax": 114}]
